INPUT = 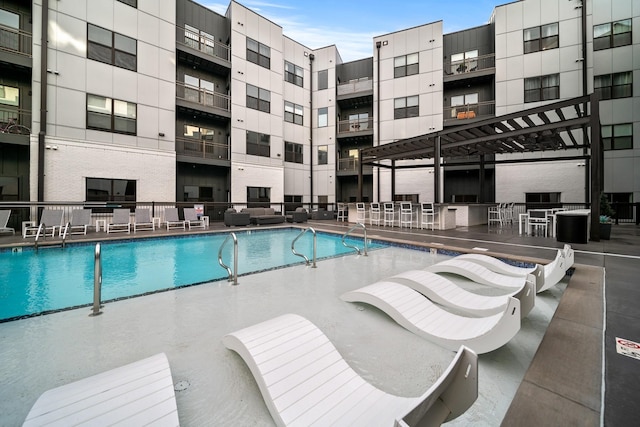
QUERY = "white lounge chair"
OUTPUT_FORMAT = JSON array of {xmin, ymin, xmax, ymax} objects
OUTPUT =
[
  {"xmin": 184, "ymin": 207, "xmax": 205, "ymax": 229},
  {"xmin": 107, "ymin": 208, "xmax": 131, "ymax": 234},
  {"xmin": 63, "ymin": 209, "xmax": 92, "ymax": 236},
  {"xmin": 426, "ymin": 259, "xmax": 537, "ymax": 291},
  {"xmin": 0, "ymin": 210, "xmax": 15, "ymax": 235},
  {"xmin": 134, "ymin": 208, "xmax": 155, "ymax": 232},
  {"xmin": 223, "ymin": 314, "xmax": 478, "ymax": 427},
  {"xmin": 23, "ymin": 353, "xmax": 179, "ymax": 427},
  {"xmin": 164, "ymin": 207, "xmax": 185, "ymax": 230},
  {"xmin": 389, "ymin": 270, "xmax": 535, "ymax": 319},
  {"xmin": 23, "ymin": 209, "xmax": 63, "ymax": 238},
  {"xmin": 342, "ymin": 281, "xmax": 521, "ymax": 354}
]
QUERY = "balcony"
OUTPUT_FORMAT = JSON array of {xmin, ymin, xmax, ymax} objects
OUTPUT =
[
  {"xmin": 0, "ymin": 107, "xmax": 31, "ymax": 145},
  {"xmin": 337, "ymin": 78, "xmax": 373, "ymax": 97},
  {"xmin": 176, "ymin": 137, "xmax": 229, "ymax": 164},
  {"xmin": 176, "ymin": 26, "xmax": 230, "ymax": 75},
  {"xmin": 337, "ymin": 117, "xmax": 374, "ymax": 136},
  {"xmin": 337, "ymin": 158, "xmax": 373, "ymax": 175},
  {"xmin": 0, "ymin": 24, "xmax": 32, "ymax": 68},
  {"xmin": 443, "ymin": 101, "xmax": 495, "ymax": 126},
  {"xmin": 444, "ymin": 53, "xmax": 495, "ymax": 83},
  {"xmin": 176, "ymin": 81, "xmax": 231, "ymax": 118}
]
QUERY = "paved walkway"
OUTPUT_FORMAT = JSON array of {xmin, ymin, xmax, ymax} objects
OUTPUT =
[{"xmin": 2, "ymin": 219, "xmax": 639, "ymax": 425}]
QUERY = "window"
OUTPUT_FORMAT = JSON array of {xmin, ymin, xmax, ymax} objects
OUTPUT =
[
  {"xmin": 246, "ymin": 130, "xmax": 270, "ymax": 157},
  {"xmin": 450, "ymin": 50, "xmax": 478, "ymax": 74},
  {"xmin": 394, "ymin": 53, "xmax": 419, "ymax": 78},
  {"xmin": 0, "ymin": 9, "xmax": 20, "ymax": 51},
  {"xmin": 117, "ymin": 0, "xmax": 137, "ymax": 7},
  {"xmin": 285, "ymin": 141, "xmax": 303, "ymax": 163},
  {"xmin": 184, "ymin": 186, "xmax": 214, "ymax": 202},
  {"xmin": 525, "ymin": 192, "xmax": 561, "ymax": 210},
  {"xmin": 451, "ymin": 93, "xmax": 478, "ymax": 118},
  {"xmin": 183, "ymin": 74, "xmax": 215, "ymax": 106},
  {"xmin": 348, "ymin": 113, "xmax": 369, "ymax": 131},
  {"xmin": 247, "ymin": 186, "xmax": 270, "ymax": 207},
  {"xmin": 246, "ymin": 84, "xmax": 270, "ymax": 113},
  {"xmin": 602, "ymin": 124, "xmax": 633, "ymax": 150},
  {"xmin": 247, "ymin": 37, "xmax": 270, "ymax": 69},
  {"xmin": 595, "ymin": 71, "xmax": 632, "ymax": 100},
  {"xmin": 0, "ymin": 177, "xmax": 19, "ymax": 201},
  {"xmin": 284, "ymin": 195, "xmax": 303, "ymax": 213},
  {"xmin": 318, "ymin": 70, "xmax": 328, "ymax": 90},
  {"xmin": 524, "ymin": 74, "xmax": 559, "ymax": 103},
  {"xmin": 318, "ymin": 145, "xmax": 328, "ymax": 165},
  {"xmin": 318, "ymin": 107, "xmax": 328, "ymax": 127},
  {"xmin": 523, "ymin": 23, "xmax": 559, "ymax": 54},
  {"xmin": 284, "ymin": 101, "xmax": 303, "ymax": 125},
  {"xmin": 594, "ymin": 19, "xmax": 632, "ymax": 51},
  {"xmin": 394, "ymin": 95, "xmax": 419, "ymax": 119},
  {"xmin": 86, "ymin": 178, "xmax": 136, "ymax": 202},
  {"xmin": 285, "ymin": 61, "xmax": 303, "ymax": 87},
  {"xmin": 0, "ymin": 84, "xmax": 19, "ymax": 106},
  {"xmin": 87, "ymin": 24, "xmax": 137, "ymax": 71},
  {"xmin": 87, "ymin": 94, "xmax": 137, "ymax": 135}
]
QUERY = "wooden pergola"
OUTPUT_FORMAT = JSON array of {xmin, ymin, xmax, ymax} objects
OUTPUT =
[{"xmin": 358, "ymin": 93, "xmax": 604, "ymax": 240}]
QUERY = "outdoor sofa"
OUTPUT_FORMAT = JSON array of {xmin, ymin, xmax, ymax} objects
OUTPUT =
[{"xmin": 240, "ymin": 207, "xmax": 285, "ymax": 225}]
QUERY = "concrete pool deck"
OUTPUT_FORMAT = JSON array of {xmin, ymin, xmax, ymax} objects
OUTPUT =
[{"xmin": 1, "ymin": 219, "xmax": 636, "ymax": 425}]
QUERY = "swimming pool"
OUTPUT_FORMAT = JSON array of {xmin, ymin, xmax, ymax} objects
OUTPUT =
[{"xmin": 0, "ymin": 228, "xmax": 387, "ymax": 321}]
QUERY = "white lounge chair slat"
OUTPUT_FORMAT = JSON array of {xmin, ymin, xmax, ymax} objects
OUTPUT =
[
  {"xmin": 455, "ymin": 253, "xmax": 537, "ymax": 276},
  {"xmin": 224, "ymin": 314, "xmax": 478, "ymax": 427},
  {"xmin": 342, "ymin": 282, "xmax": 520, "ymax": 354},
  {"xmin": 426, "ymin": 259, "xmax": 527, "ymax": 289},
  {"xmin": 23, "ymin": 353, "xmax": 178, "ymax": 427}
]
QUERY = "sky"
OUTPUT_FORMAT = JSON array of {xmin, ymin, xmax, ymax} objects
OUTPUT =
[{"xmin": 198, "ymin": 0, "xmax": 502, "ymax": 62}]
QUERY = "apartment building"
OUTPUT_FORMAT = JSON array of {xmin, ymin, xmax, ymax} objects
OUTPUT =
[{"xmin": 0, "ymin": 0, "xmax": 637, "ymax": 221}]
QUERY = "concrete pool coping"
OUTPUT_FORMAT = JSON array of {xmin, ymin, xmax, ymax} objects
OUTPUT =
[{"xmin": 0, "ymin": 223, "xmax": 602, "ymax": 426}]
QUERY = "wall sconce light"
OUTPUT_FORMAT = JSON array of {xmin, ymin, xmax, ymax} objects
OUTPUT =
[
  {"xmin": 45, "ymin": 145, "xmax": 58, "ymax": 150},
  {"xmin": 158, "ymin": 132, "xmax": 165, "ymax": 137},
  {"xmin": 382, "ymin": 40, "xmax": 388, "ymax": 46},
  {"xmin": 576, "ymin": 163, "xmax": 586, "ymax": 167},
  {"xmin": 238, "ymin": 167, "xmax": 244, "ymax": 171}
]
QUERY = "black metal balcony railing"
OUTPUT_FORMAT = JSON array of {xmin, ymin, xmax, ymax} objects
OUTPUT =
[
  {"xmin": 176, "ymin": 137, "xmax": 229, "ymax": 160},
  {"xmin": 337, "ymin": 78, "xmax": 373, "ymax": 96},
  {"xmin": 444, "ymin": 53, "xmax": 495, "ymax": 76},
  {"xmin": 337, "ymin": 117, "xmax": 374, "ymax": 134},
  {"xmin": 337, "ymin": 158, "xmax": 373, "ymax": 173},
  {"xmin": 0, "ymin": 24, "xmax": 32, "ymax": 57},
  {"xmin": 444, "ymin": 101, "xmax": 495, "ymax": 121},
  {"xmin": 176, "ymin": 81, "xmax": 230, "ymax": 112},
  {"xmin": 178, "ymin": 26, "xmax": 230, "ymax": 62},
  {"xmin": 0, "ymin": 107, "xmax": 31, "ymax": 134}
]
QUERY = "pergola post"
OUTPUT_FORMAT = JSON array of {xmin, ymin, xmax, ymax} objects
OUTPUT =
[
  {"xmin": 479, "ymin": 154, "xmax": 485, "ymax": 203},
  {"xmin": 358, "ymin": 149, "xmax": 363, "ymax": 201},
  {"xmin": 391, "ymin": 160, "xmax": 396, "ymax": 201},
  {"xmin": 434, "ymin": 136, "xmax": 441, "ymax": 203},
  {"xmin": 590, "ymin": 93, "xmax": 601, "ymax": 242}
]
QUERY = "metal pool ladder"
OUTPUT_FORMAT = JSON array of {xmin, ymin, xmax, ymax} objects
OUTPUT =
[
  {"xmin": 342, "ymin": 223, "xmax": 368, "ymax": 256},
  {"xmin": 218, "ymin": 232, "xmax": 238, "ymax": 285},
  {"xmin": 291, "ymin": 227, "xmax": 317, "ymax": 268}
]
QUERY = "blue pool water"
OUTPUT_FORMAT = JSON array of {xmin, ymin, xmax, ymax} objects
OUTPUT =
[{"xmin": 0, "ymin": 229, "xmax": 386, "ymax": 321}]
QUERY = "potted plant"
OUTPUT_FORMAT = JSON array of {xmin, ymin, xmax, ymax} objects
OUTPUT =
[{"xmin": 599, "ymin": 193, "xmax": 615, "ymax": 240}]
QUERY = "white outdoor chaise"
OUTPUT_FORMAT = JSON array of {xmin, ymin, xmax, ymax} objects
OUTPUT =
[
  {"xmin": 23, "ymin": 209, "xmax": 63, "ymax": 238},
  {"xmin": 107, "ymin": 208, "xmax": 131, "ymax": 234},
  {"xmin": 389, "ymin": 270, "xmax": 535, "ymax": 319},
  {"xmin": 164, "ymin": 207, "xmax": 186, "ymax": 230},
  {"xmin": 183, "ymin": 207, "xmax": 205, "ymax": 230},
  {"xmin": 426, "ymin": 259, "xmax": 537, "ymax": 291},
  {"xmin": 134, "ymin": 208, "xmax": 155, "ymax": 232},
  {"xmin": 23, "ymin": 353, "xmax": 179, "ymax": 427},
  {"xmin": 342, "ymin": 281, "xmax": 520, "ymax": 354},
  {"xmin": 0, "ymin": 209, "xmax": 15, "ymax": 235},
  {"xmin": 62, "ymin": 209, "xmax": 92, "ymax": 236},
  {"xmin": 223, "ymin": 314, "xmax": 478, "ymax": 427},
  {"xmin": 453, "ymin": 244, "xmax": 573, "ymax": 294}
]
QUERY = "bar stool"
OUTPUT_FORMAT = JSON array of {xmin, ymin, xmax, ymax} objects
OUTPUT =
[
  {"xmin": 369, "ymin": 202, "xmax": 381, "ymax": 226},
  {"xmin": 383, "ymin": 202, "xmax": 395, "ymax": 226},
  {"xmin": 337, "ymin": 203, "xmax": 347, "ymax": 221},
  {"xmin": 420, "ymin": 202, "xmax": 438, "ymax": 230},
  {"xmin": 356, "ymin": 202, "xmax": 366, "ymax": 223},
  {"xmin": 400, "ymin": 202, "xmax": 413, "ymax": 228}
]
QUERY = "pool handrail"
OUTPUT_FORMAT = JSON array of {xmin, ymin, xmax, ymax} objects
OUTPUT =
[
  {"xmin": 218, "ymin": 232, "xmax": 238, "ymax": 285},
  {"xmin": 90, "ymin": 242, "xmax": 102, "ymax": 316},
  {"xmin": 34, "ymin": 223, "xmax": 44, "ymax": 251},
  {"xmin": 291, "ymin": 227, "xmax": 317, "ymax": 268},
  {"xmin": 342, "ymin": 222, "xmax": 368, "ymax": 256},
  {"xmin": 60, "ymin": 222, "xmax": 69, "ymax": 248}
]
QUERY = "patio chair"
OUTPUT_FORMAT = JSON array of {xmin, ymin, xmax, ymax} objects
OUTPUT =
[
  {"xmin": 133, "ymin": 208, "xmax": 155, "ymax": 232},
  {"xmin": 488, "ymin": 203, "xmax": 504, "ymax": 227},
  {"xmin": 369, "ymin": 202, "xmax": 381, "ymax": 226},
  {"xmin": 0, "ymin": 210, "xmax": 15, "ymax": 235},
  {"xmin": 107, "ymin": 208, "xmax": 131, "ymax": 234},
  {"xmin": 184, "ymin": 207, "xmax": 205, "ymax": 229},
  {"xmin": 426, "ymin": 258, "xmax": 537, "ymax": 291},
  {"xmin": 23, "ymin": 353, "xmax": 179, "ymax": 426},
  {"xmin": 420, "ymin": 202, "xmax": 438, "ymax": 230},
  {"xmin": 527, "ymin": 209, "xmax": 548, "ymax": 237},
  {"xmin": 23, "ymin": 209, "xmax": 63, "ymax": 238},
  {"xmin": 389, "ymin": 269, "xmax": 535, "ymax": 319},
  {"xmin": 164, "ymin": 207, "xmax": 186, "ymax": 230},
  {"xmin": 64, "ymin": 209, "xmax": 92, "ymax": 236},
  {"xmin": 342, "ymin": 281, "xmax": 520, "ymax": 354},
  {"xmin": 223, "ymin": 313, "xmax": 478, "ymax": 426}
]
